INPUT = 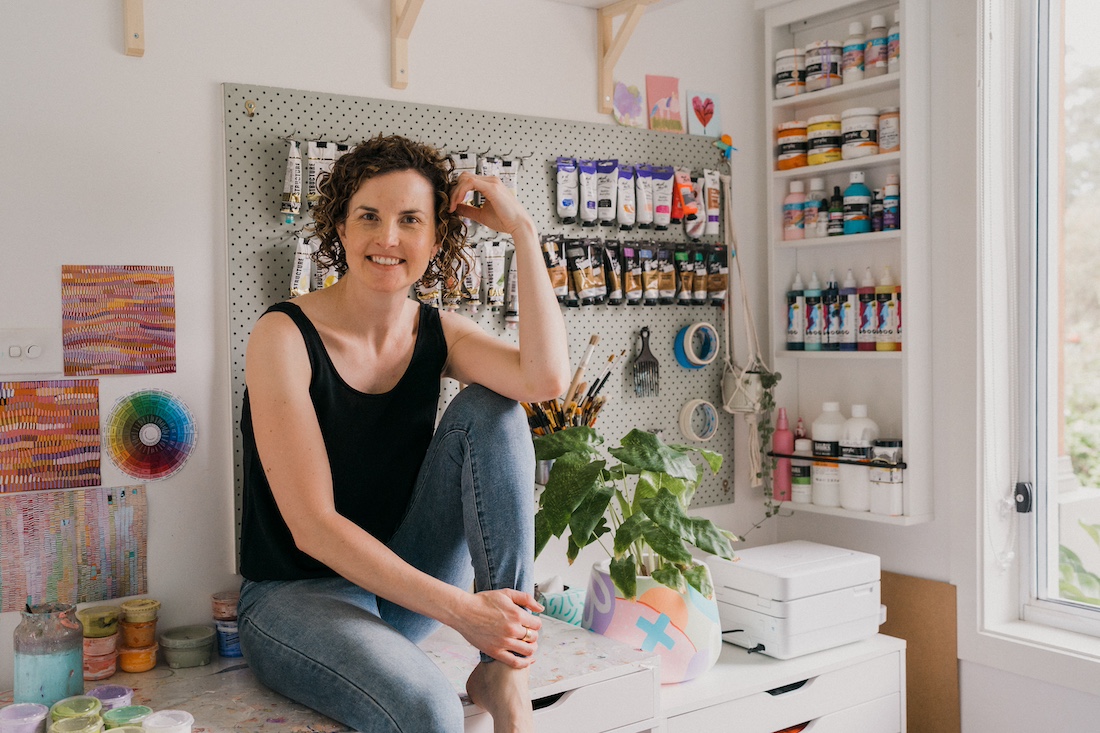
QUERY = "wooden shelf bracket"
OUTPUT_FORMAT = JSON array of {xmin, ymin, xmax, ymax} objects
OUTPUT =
[
  {"xmin": 597, "ymin": 0, "xmax": 658, "ymax": 113},
  {"xmin": 123, "ymin": 0, "xmax": 144, "ymax": 57},
  {"xmin": 391, "ymin": 0, "xmax": 425, "ymax": 90}
]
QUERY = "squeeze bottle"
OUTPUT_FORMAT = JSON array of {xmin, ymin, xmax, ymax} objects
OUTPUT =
[
  {"xmin": 811, "ymin": 402, "xmax": 846, "ymax": 507},
  {"xmin": 865, "ymin": 14, "xmax": 888, "ymax": 77},
  {"xmin": 828, "ymin": 186, "xmax": 844, "ymax": 236},
  {"xmin": 823, "ymin": 269, "xmax": 840, "ymax": 351},
  {"xmin": 857, "ymin": 267, "xmax": 877, "ymax": 351},
  {"xmin": 772, "ymin": 407, "xmax": 795, "ymax": 502},
  {"xmin": 843, "ymin": 22, "xmax": 865, "ymax": 83},
  {"xmin": 783, "ymin": 180, "xmax": 806, "ymax": 240},
  {"xmin": 876, "ymin": 266, "xmax": 899, "ymax": 351},
  {"xmin": 803, "ymin": 271, "xmax": 823, "ymax": 351},
  {"xmin": 839, "ymin": 268, "xmax": 858, "ymax": 351},
  {"xmin": 888, "ymin": 10, "xmax": 901, "ymax": 74},
  {"xmin": 791, "ymin": 438, "xmax": 813, "ymax": 503},
  {"xmin": 843, "ymin": 171, "xmax": 872, "ymax": 234},
  {"xmin": 883, "ymin": 173, "xmax": 901, "ymax": 230},
  {"xmin": 839, "ymin": 404, "xmax": 880, "ymax": 511},
  {"xmin": 805, "ymin": 178, "xmax": 826, "ymax": 236},
  {"xmin": 786, "ymin": 273, "xmax": 805, "ymax": 351}
]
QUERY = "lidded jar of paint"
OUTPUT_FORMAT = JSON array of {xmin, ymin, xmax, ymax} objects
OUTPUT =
[
  {"xmin": 159, "ymin": 625, "xmax": 215, "ymax": 669},
  {"xmin": 75, "ymin": 607, "xmax": 119, "ymax": 639},
  {"xmin": 0, "ymin": 702, "xmax": 50, "ymax": 733},
  {"xmin": 774, "ymin": 48, "xmax": 805, "ymax": 99},
  {"xmin": 85, "ymin": 686, "xmax": 133, "ymax": 712},
  {"xmin": 210, "ymin": 590, "xmax": 239, "ymax": 622},
  {"xmin": 118, "ymin": 599, "xmax": 159, "ymax": 624},
  {"xmin": 776, "ymin": 120, "xmax": 808, "ymax": 170},
  {"xmin": 804, "ymin": 40, "xmax": 842, "ymax": 91},
  {"xmin": 841, "ymin": 107, "xmax": 880, "ymax": 159},
  {"xmin": 13, "ymin": 603, "xmax": 85, "ymax": 707},
  {"xmin": 48, "ymin": 696, "xmax": 101, "ymax": 724},
  {"xmin": 878, "ymin": 107, "xmax": 901, "ymax": 153},
  {"xmin": 101, "ymin": 705, "xmax": 152, "ymax": 729},
  {"xmin": 807, "ymin": 114, "xmax": 843, "ymax": 166},
  {"xmin": 141, "ymin": 710, "xmax": 194, "ymax": 733},
  {"xmin": 46, "ymin": 714, "xmax": 102, "ymax": 733}
]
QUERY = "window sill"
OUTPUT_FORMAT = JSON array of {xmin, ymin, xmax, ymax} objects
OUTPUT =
[{"xmin": 960, "ymin": 617, "xmax": 1100, "ymax": 696}]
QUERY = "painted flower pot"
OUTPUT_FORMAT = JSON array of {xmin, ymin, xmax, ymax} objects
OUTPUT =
[{"xmin": 582, "ymin": 559, "xmax": 722, "ymax": 683}]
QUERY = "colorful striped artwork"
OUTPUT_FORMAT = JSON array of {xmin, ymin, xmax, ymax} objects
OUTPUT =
[
  {"xmin": 0, "ymin": 485, "xmax": 147, "ymax": 611},
  {"xmin": 0, "ymin": 380, "xmax": 100, "ymax": 492},
  {"xmin": 62, "ymin": 264, "xmax": 176, "ymax": 375}
]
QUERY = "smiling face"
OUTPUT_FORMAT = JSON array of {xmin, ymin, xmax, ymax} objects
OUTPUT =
[{"xmin": 335, "ymin": 169, "xmax": 441, "ymax": 294}]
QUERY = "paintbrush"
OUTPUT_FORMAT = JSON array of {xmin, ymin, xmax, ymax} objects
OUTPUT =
[
  {"xmin": 589, "ymin": 349, "xmax": 626, "ymax": 399},
  {"xmin": 563, "ymin": 334, "xmax": 600, "ymax": 406}
]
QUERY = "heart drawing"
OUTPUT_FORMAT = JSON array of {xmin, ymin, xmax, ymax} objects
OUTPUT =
[{"xmin": 692, "ymin": 96, "xmax": 714, "ymax": 129}]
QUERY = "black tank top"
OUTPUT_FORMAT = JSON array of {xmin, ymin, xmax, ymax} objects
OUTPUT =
[{"xmin": 239, "ymin": 301, "xmax": 447, "ymax": 580}]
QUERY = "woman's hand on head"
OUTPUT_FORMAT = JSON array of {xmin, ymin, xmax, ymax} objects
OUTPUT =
[
  {"xmin": 451, "ymin": 588, "xmax": 544, "ymax": 668},
  {"xmin": 449, "ymin": 172, "xmax": 536, "ymax": 239}
]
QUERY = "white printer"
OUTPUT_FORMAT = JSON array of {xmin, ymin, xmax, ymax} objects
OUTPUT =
[{"xmin": 707, "ymin": 540, "xmax": 883, "ymax": 660}]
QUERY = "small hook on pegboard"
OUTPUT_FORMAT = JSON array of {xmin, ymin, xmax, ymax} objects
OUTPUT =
[{"xmin": 244, "ymin": 100, "xmax": 257, "ymax": 118}]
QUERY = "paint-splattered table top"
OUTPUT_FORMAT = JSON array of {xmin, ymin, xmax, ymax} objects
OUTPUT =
[{"xmin": 2, "ymin": 618, "xmax": 657, "ymax": 732}]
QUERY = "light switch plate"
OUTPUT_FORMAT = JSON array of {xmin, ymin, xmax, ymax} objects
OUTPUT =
[{"xmin": 0, "ymin": 328, "xmax": 63, "ymax": 376}]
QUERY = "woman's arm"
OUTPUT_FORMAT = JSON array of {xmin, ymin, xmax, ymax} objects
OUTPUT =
[
  {"xmin": 442, "ymin": 173, "xmax": 571, "ymax": 402},
  {"xmin": 245, "ymin": 312, "xmax": 542, "ymax": 665}
]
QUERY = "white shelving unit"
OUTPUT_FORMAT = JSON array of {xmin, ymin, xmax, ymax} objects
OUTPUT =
[{"xmin": 764, "ymin": 0, "xmax": 932, "ymax": 525}]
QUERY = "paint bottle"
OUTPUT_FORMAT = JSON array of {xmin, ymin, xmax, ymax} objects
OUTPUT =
[
  {"xmin": 842, "ymin": 22, "xmax": 865, "ymax": 83},
  {"xmin": 883, "ymin": 172, "xmax": 901, "ymax": 230},
  {"xmin": 839, "ymin": 268, "xmax": 859, "ymax": 351},
  {"xmin": 879, "ymin": 108, "xmax": 901, "ymax": 153},
  {"xmin": 805, "ymin": 178, "xmax": 826, "ymax": 237},
  {"xmin": 805, "ymin": 40, "xmax": 843, "ymax": 91},
  {"xmin": 816, "ymin": 197, "xmax": 830, "ymax": 237},
  {"xmin": 857, "ymin": 266, "xmax": 877, "ymax": 351},
  {"xmin": 772, "ymin": 407, "xmax": 795, "ymax": 502},
  {"xmin": 843, "ymin": 171, "xmax": 872, "ymax": 234},
  {"xmin": 775, "ymin": 48, "xmax": 806, "ymax": 99},
  {"xmin": 783, "ymin": 180, "xmax": 806, "ymax": 240},
  {"xmin": 14, "ymin": 603, "xmax": 84, "ymax": 707},
  {"xmin": 888, "ymin": 9, "xmax": 901, "ymax": 75},
  {"xmin": 827, "ymin": 186, "xmax": 845, "ymax": 236},
  {"xmin": 823, "ymin": 269, "xmax": 840, "ymax": 351},
  {"xmin": 803, "ymin": 271, "xmax": 823, "ymax": 351},
  {"xmin": 865, "ymin": 14, "xmax": 889, "ymax": 77},
  {"xmin": 776, "ymin": 120, "xmax": 809, "ymax": 170},
  {"xmin": 811, "ymin": 402, "xmax": 846, "ymax": 508},
  {"xmin": 876, "ymin": 266, "xmax": 900, "ymax": 351},
  {"xmin": 871, "ymin": 189, "xmax": 884, "ymax": 232},
  {"xmin": 839, "ymin": 404, "xmax": 880, "ymax": 512},
  {"xmin": 791, "ymin": 438, "xmax": 813, "ymax": 503},
  {"xmin": 786, "ymin": 273, "xmax": 805, "ymax": 351}
]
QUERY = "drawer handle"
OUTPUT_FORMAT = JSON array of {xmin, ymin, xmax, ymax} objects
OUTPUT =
[
  {"xmin": 532, "ymin": 691, "xmax": 566, "ymax": 710},
  {"xmin": 766, "ymin": 678, "xmax": 809, "ymax": 696}
]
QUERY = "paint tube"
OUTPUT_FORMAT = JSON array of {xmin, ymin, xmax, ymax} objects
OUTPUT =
[
  {"xmin": 674, "ymin": 166, "xmax": 698, "ymax": 221},
  {"xmin": 505, "ymin": 246, "xmax": 519, "ymax": 328},
  {"xmin": 542, "ymin": 235, "xmax": 568, "ymax": 302},
  {"xmin": 656, "ymin": 246, "xmax": 676, "ymax": 305},
  {"xmin": 290, "ymin": 237, "xmax": 311, "ymax": 296},
  {"xmin": 461, "ymin": 243, "xmax": 483, "ymax": 312},
  {"xmin": 309, "ymin": 239, "xmax": 338, "ymax": 291},
  {"xmin": 692, "ymin": 246, "xmax": 710, "ymax": 305},
  {"xmin": 442, "ymin": 258, "xmax": 464, "ymax": 311},
  {"xmin": 623, "ymin": 244, "xmax": 643, "ymax": 305},
  {"xmin": 280, "ymin": 140, "xmax": 303, "ymax": 223},
  {"xmin": 556, "ymin": 157, "xmax": 579, "ymax": 224},
  {"xmin": 578, "ymin": 160, "xmax": 599, "ymax": 227},
  {"xmin": 306, "ymin": 141, "xmax": 335, "ymax": 211},
  {"xmin": 415, "ymin": 277, "xmax": 442, "ymax": 309},
  {"xmin": 704, "ymin": 169, "xmax": 721, "ymax": 236},
  {"xmin": 477, "ymin": 156, "xmax": 500, "ymax": 210},
  {"xmin": 566, "ymin": 240, "xmax": 599, "ymax": 305},
  {"xmin": 484, "ymin": 240, "xmax": 506, "ymax": 311},
  {"xmin": 452, "ymin": 151, "xmax": 478, "ymax": 229},
  {"xmin": 616, "ymin": 165, "xmax": 636, "ymax": 230},
  {"xmin": 334, "ymin": 142, "xmax": 351, "ymax": 162},
  {"xmin": 603, "ymin": 241, "xmax": 624, "ymax": 305},
  {"xmin": 498, "ymin": 158, "xmax": 520, "ymax": 198},
  {"xmin": 634, "ymin": 164, "xmax": 654, "ymax": 228},
  {"xmin": 675, "ymin": 245, "xmax": 694, "ymax": 305},
  {"xmin": 588, "ymin": 240, "xmax": 607, "ymax": 305},
  {"xmin": 708, "ymin": 244, "xmax": 729, "ymax": 306},
  {"xmin": 651, "ymin": 166, "xmax": 675, "ymax": 230},
  {"xmin": 596, "ymin": 159, "xmax": 619, "ymax": 227},
  {"xmin": 640, "ymin": 246, "xmax": 659, "ymax": 306},
  {"xmin": 684, "ymin": 176, "xmax": 707, "ymax": 240}
]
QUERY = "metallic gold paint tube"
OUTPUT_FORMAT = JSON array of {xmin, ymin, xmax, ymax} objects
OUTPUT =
[
  {"xmin": 541, "ymin": 235, "xmax": 568, "ymax": 301},
  {"xmin": 675, "ymin": 245, "xmax": 694, "ymax": 305},
  {"xmin": 657, "ymin": 246, "xmax": 676, "ymax": 305},
  {"xmin": 640, "ymin": 246, "xmax": 659, "ymax": 305},
  {"xmin": 306, "ymin": 141, "xmax": 335, "ymax": 211},
  {"xmin": 623, "ymin": 244, "xmax": 643, "ymax": 305},
  {"xmin": 708, "ymin": 244, "xmax": 729, "ymax": 306},
  {"xmin": 461, "ymin": 242, "xmax": 483, "ymax": 312}
]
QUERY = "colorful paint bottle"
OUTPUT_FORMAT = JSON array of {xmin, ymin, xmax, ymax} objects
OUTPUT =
[
  {"xmin": 857, "ymin": 267, "xmax": 877, "ymax": 351},
  {"xmin": 828, "ymin": 186, "xmax": 845, "ymax": 236},
  {"xmin": 787, "ymin": 273, "xmax": 805, "ymax": 351},
  {"xmin": 843, "ymin": 171, "xmax": 872, "ymax": 234},
  {"xmin": 823, "ymin": 269, "xmax": 840, "ymax": 351},
  {"xmin": 839, "ymin": 268, "xmax": 859, "ymax": 351},
  {"xmin": 876, "ymin": 266, "xmax": 900, "ymax": 351},
  {"xmin": 772, "ymin": 408, "xmax": 795, "ymax": 502},
  {"xmin": 803, "ymin": 272, "xmax": 823, "ymax": 351},
  {"xmin": 805, "ymin": 178, "xmax": 826, "ymax": 237},
  {"xmin": 13, "ymin": 604, "xmax": 84, "ymax": 707},
  {"xmin": 783, "ymin": 180, "xmax": 806, "ymax": 240},
  {"xmin": 842, "ymin": 22, "xmax": 865, "ymax": 83}
]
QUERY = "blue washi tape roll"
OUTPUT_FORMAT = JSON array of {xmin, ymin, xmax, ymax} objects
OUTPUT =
[{"xmin": 674, "ymin": 322, "xmax": 719, "ymax": 369}]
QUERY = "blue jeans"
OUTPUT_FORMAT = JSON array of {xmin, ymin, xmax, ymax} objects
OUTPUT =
[{"xmin": 238, "ymin": 385, "xmax": 535, "ymax": 733}]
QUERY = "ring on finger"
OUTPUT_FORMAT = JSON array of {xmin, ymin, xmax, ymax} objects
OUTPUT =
[{"xmin": 521, "ymin": 627, "xmax": 533, "ymax": 643}]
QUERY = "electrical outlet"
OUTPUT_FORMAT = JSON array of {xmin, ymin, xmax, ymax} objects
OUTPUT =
[{"xmin": 0, "ymin": 328, "xmax": 63, "ymax": 376}]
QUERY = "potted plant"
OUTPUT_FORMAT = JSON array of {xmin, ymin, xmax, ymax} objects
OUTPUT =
[{"xmin": 532, "ymin": 426, "xmax": 739, "ymax": 682}]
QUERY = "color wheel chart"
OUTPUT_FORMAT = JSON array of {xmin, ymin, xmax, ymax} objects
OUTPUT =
[{"xmin": 105, "ymin": 390, "xmax": 196, "ymax": 480}]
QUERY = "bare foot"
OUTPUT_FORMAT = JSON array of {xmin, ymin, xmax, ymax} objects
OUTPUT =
[{"xmin": 466, "ymin": 660, "xmax": 533, "ymax": 733}]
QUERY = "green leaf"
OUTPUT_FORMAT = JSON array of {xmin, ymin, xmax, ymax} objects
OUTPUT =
[
  {"xmin": 683, "ymin": 563, "xmax": 715, "ymax": 598},
  {"xmin": 567, "ymin": 535, "xmax": 582, "ymax": 565},
  {"xmin": 652, "ymin": 563, "xmax": 687, "ymax": 593},
  {"xmin": 641, "ymin": 523, "xmax": 693, "ymax": 564},
  {"xmin": 569, "ymin": 485, "xmax": 614, "ymax": 546},
  {"xmin": 614, "ymin": 512, "xmax": 651, "ymax": 555},
  {"xmin": 640, "ymin": 470, "xmax": 693, "ymax": 502},
  {"xmin": 669, "ymin": 445, "xmax": 724, "ymax": 474},
  {"xmin": 1080, "ymin": 520, "xmax": 1100, "ymax": 550},
  {"xmin": 610, "ymin": 555, "xmax": 638, "ymax": 599},
  {"xmin": 639, "ymin": 488, "xmax": 696, "ymax": 543},
  {"xmin": 533, "ymin": 511, "xmax": 552, "ymax": 558},
  {"xmin": 609, "ymin": 430, "xmax": 698, "ymax": 481},
  {"xmin": 631, "ymin": 474, "xmax": 659, "ymax": 512},
  {"xmin": 691, "ymin": 517, "xmax": 737, "ymax": 560},
  {"xmin": 538, "ymin": 453, "xmax": 606, "ymax": 538},
  {"xmin": 533, "ymin": 426, "xmax": 604, "ymax": 460}
]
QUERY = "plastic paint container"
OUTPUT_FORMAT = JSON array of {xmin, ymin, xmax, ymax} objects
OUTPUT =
[
  {"xmin": 82, "ymin": 633, "xmax": 117, "ymax": 658},
  {"xmin": 75, "ymin": 608, "xmax": 119, "ymax": 640},
  {"xmin": 118, "ymin": 599, "xmax": 159, "ymax": 624},
  {"xmin": 104, "ymin": 728, "xmax": 143, "ymax": 733},
  {"xmin": 878, "ymin": 107, "xmax": 901, "ymax": 153},
  {"xmin": 83, "ymin": 688, "xmax": 132, "ymax": 713},
  {"xmin": 774, "ymin": 48, "xmax": 805, "ymax": 98},
  {"xmin": 804, "ymin": 40, "xmax": 842, "ymax": 91},
  {"xmin": 807, "ymin": 115, "xmax": 842, "ymax": 166},
  {"xmin": 48, "ymin": 698, "xmax": 100, "ymax": 724},
  {"xmin": 46, "ymin": 715, "xmax": 102, "ymax": 733},
  {"xmin": 116, "ymin": 644, "xmax": 157, "ymax": 674},
  {"xmin": 841, "ymin": 107, "xmax": 880, "ymax": 159},
  {"xmin": 117, "ymin": 620, "xmax": 156, "ymax": 649},
  {"xmin": 159, "ymin": 625, "xmax": 215, "ymax": 669},
  {"xmin": 776, "ymin": 120, "xmax": 808, "ymax": 170},
  {"xmin": 82, "ymin": 652, "xmax": 117, "ymax": 682},
  {"xmin": 214, "ymin": 619, "xmax": 242, "ymax": 658},
  {"xmin": 140, "ymin": 710, "xmax": 194, "ymax": 733},
  {"xmin": 100, "ymin": 706, "xmax": 151, "ymax": 730},
  {"xmin": 0, "ymin": 702, "xmax": 49, "ymax": 733},
  {"xmin": 210, "ymin": 590, "xmax": 239, "ymax": 621}
]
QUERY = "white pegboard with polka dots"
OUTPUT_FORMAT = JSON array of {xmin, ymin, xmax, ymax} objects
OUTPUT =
[{"xmin": 224, "ymin": 83, "xmax": 739, "ymax": 539}]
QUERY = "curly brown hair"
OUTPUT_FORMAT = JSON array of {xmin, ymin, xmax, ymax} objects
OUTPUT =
[{"xmin": 309, "ymin": 134, "xmax": 467, "ymax": 288}]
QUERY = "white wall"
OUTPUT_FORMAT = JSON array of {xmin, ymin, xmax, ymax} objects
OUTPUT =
[{"xmin": 0, "ymin": 0, "xmax": 763, "ymax": 691}]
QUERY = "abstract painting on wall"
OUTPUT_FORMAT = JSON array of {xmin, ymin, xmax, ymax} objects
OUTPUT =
[
  {"xmin": 646, "ymin": 75, "xmax": 684, "ymax": 133},
  {"xmin": 0, "ymin": 379, "xmax": 100, "ymax": 492},
  {"xmin": 0, "ymin": 485, "xmax": 147, "ymax": 611},
  {"xmin": 686, "ymin": 90, "xmax": 721, "ymax": 137},
  {"xmin": 62, "ymin": 264, "xmax": 176, "ymax": 376}
]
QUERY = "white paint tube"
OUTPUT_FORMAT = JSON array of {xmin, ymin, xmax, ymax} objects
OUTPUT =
[
  {"xmin": 578, "ymin": 160, "xmax": 598, "ymax": 227},
  {"xmin": 674, "ymin": 166, "xmax": 699, "ymax": 221},
  {"xmin": 617, "ymin": 165, "xmax": 636, "ymax": 230},
  {"xmin": 484, "ymin": 240, "xmax": 507, "ymax": 311},
  {"xmin": 556, "ymin": 157, "xmax": 579, "ymax": 224},
  {"xmin": 589, "ymin": 240, "xmax": 607, "ymax": 304},
  {"xmin": 442, "ymin": 258, "xmax": 464, "ymax": 311},
  {"xmin": 684, "ymin": 177, "xmax": 707, "ymax": 240},
  {"xmin": 452, "ymin": 151, "xmax": 478, "ymax": 229},
  {"xmin": 461, "ymin": 242, "xmax": 483, "ymax": 312},
  {"xmin": 704, "ymin": 169, "xmax": 721, "ymax": 236},
  {"xmin": 334, "ymin": 142, "xmax": 351, "ymax": 162},
  {"xmin": 497, "ymin": 158, "xmax": 519, "ymax": 198},
  {"xmin": 596, "ymin": 159, "xmax": 619, "ymax": 226},
  {"xmin": 651, "ymin": 166, "xmax": 675, "ymax": 230},
  {"xmin": 415, "ymin": 277, "xmax": 441, "ymax": 309},
  {"xmin": 306, "ymin": 141, "xmax": 335, "ymax": 211},
  {"xmin": 634, "ymin": 164, "xmax": 654, "ymax": 228},
  {"xmin": 310, "ymin": 239, "xmax": 324, "ymax": 291},
  {"xmin": 505, "ymin": 246, "xmax": 519, "ymax": 329},
  {"xmin": 477, "ymin": 156, "xmax": 500, "ymax": 210},
  {"xmin": 290, "ymin": 237, "xmax": 311, "ymax": 296},
  {"xmin": 280, "ymin": 140, "xmax": 303, "ymax": 223}
]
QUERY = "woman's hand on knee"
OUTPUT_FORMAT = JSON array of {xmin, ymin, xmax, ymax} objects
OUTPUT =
[{"xmin": 453, "ymin": 589, "xmax": 543, "ymax": 668}]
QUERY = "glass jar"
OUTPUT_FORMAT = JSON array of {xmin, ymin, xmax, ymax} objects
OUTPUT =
[{"xmin": 14, "ymin": 603, "xmax": 84, "ymax": 707}]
